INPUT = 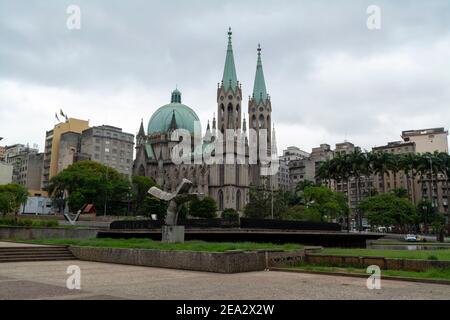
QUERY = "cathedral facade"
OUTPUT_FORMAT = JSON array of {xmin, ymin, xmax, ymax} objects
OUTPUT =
[{"xmin": 133, "ymin": 29, "xmax": 277, "ymax": 213}]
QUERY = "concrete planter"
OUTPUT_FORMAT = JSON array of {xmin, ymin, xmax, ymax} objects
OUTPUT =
[
  {"xmin": 304, "ymin": 253, "xmax": 450, "ymax": 272},
  {"xmin": 69, "ymin": 246, "xmax": 304, "ymax": 273},
  {"xmin": 0, "ymin": 226, "xmax": 99, "ymax": 240}
]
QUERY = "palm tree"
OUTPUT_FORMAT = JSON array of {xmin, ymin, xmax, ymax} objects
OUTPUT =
[
  {"xmin": 399, "ymin": 153, "xmax": 414, "ymax": 203},
  {"xmin": 372, "ymin": 151, "xmax": 392, "ymax": 193},
  {"xmin": 348, "ymin": 149, "xmax": 367, "ymax": 231},
  {"xmin": 315, "ymin": 159, "xmax": 332, "ymax": 188},
  {"xmin": 388, "ymin": 154, "xmax": 401, "ymax": 190},
  {"xmin": 331, "ymin": 153, "xmax": 352, "ymax": 231},
  {"xmin": 417, "ymin": 153, "xmax": 440, "ymax": 207},
  {"xmin": 437, "ymin": 152, "xmax": 450, "ymax": 216}
]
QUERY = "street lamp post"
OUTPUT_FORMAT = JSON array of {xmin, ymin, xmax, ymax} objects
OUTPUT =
[
  {"xmin": 127, "ymin": 186, "xmax": 132, "ymax": 216},
  {"xmin": 429, "ymin": 157, "xmax": 434, "ymax": 207},
  {"xmin": 422, "ymin": 205, "xmax": 428, "ymax": 234},
  {"xmin": 104, "ymin": 165, "xmax": 108, "ymax": 217},
  {"xmin": 271, "ymin": 177, "xmax": 274, "ymax": 220}
]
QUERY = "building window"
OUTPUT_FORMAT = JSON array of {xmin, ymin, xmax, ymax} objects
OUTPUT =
[
  {"xmin": 258, "ymin": 114, "xmax": 265, "ymax": 128},
  {"xmin": 220, "ymin": 165, "xmax": 225, "ymax": 185},
  {"xmin": 105, "ymin": 148, "xmax": 110, "ymax": 153}
]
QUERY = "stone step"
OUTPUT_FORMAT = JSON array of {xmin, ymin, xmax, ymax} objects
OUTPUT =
[
  {"xmin": 0, "ymin": 246, "xmax": 68, "ymax": 251},
  {"xmin": 0, "ymin": 256, "xmax": 76, "ymax": 263},
  {"xmin": 0, "ymin": 248, "xmax": 69, "ymax": 253},
  {"xmin": 0, "ymin": 251, "xmax": 74, "ymax": 257},
  {"xmin": 0, "ymin": 245, "xmax": 76, "ymax": 262}
]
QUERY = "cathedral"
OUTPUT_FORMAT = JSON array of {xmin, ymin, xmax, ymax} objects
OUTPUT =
[{"xmin": 133, "ymin": 28, "xmax": 278, "ymax": 213}]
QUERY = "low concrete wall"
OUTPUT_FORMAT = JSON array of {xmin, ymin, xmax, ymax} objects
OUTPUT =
[
  {"xmin": 304, "ymin": 254, "xmax": 450, "ymax": 272},
  {"xmin": 70, "ymin": 246, "xmax": 304, "ymax": 273},
  {"xmin": 0, "ymin": 226, "xmax": 99, "ymax": 240}
]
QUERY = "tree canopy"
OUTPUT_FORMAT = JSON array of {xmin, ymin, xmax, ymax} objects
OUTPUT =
[
  {"xmin": 358, "ymin": 193, "xmax": 417, "ymax": 230},
  {"xmin": 0, "ymin": 183, "xmax": 28, "ymax": 215},
  {"xmin": 244, "ymin": 187, "xmax": 288, "ymax": 219},
  {"xmin": 47, "ymin": 160, "xmax": 131, "ymax": 214},
  {"xmin": 189, "ymin": 196, "xmax": 217, "ymax": 218}
]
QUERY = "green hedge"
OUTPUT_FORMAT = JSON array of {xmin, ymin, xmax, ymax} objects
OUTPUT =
[{"xmin": 0, "ymin": 217, "xmax": 59, "ymax": 228}]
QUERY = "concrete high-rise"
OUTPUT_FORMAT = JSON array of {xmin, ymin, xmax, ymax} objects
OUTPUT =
[
  {"xmin": 41, "ymin": 118, "xmax": 90, "ymax": 189},
  {"xmin": 80, "ymin": 125, "xmax": 135, "ymax": 178}
]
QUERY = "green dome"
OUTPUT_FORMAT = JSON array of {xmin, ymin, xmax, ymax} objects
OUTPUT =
[{"xmin": 147, "ymin": 89, "xmax": 201, "ymax": 135}]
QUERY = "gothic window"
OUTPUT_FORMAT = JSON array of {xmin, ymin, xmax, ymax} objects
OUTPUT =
[
  {"xmin": 236, "ymin": 165, "xmax": 240, "ymax": 185},
  {"xmin": 252, "ymin": 115, "xmax": 256, "ymax": 128},
  {"xmin": 227, "ymin": 103, "xmax": 233, "ymax": 128},
  {"xmin": 219, "ymin": 165, "xmax": 225, "ymax": 185},
  {"xmin": 220, "ymin": 104, "xmax": 225, "ymax": 121},
  {"xmin": 259, "ymin": 114, "xmax": 265, "ymax": 128},
  {"xmin": 218, "ymin": 190, "xmax": 224, "ymax": 211},
  {"xmin": 138, "ymin": 165, "xmax": 145, "ymax": 176},
  {"xmin": 236, "ymin": 190, "xmax": 241, "ymax": 211}
]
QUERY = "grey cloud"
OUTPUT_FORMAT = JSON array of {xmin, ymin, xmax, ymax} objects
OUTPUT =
[{"xmin": 0, "ymin": 0, "xmax": 449, "ymax": 152}]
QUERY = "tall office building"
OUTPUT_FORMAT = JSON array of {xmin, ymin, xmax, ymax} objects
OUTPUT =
[
  {"xmin": 41, "ymin": 118, "xmax": 90, "ymax": 189},
  {"xmin": 401, "ymin": 128, "xmax": 448, "ymax": 153},
  {"xmin": 80, "ymin": 125, "xmax": 135, "ymax": 178},
  {"xmin": 278, "ymin": 147, "xmax": 310, "ymax": 191},
  {"xmin": 4, "ymin": 144, "xmax": 43, "ymax": 191}
]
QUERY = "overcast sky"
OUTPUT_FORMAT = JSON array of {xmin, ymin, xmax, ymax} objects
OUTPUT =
[{"xmin": 1, "ymin": 0, "xmax": 450, "ymax": 154}]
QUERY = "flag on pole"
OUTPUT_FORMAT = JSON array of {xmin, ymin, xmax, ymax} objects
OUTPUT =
[
  {"xmin": 55, "ymin": 112, "xmax": 60, "ymax": 122},
  {"xmin": 60, "ymin": 109, "xmax": 68, "ymax": 121}
]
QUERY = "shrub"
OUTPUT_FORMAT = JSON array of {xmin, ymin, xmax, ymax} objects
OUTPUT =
[
  {"xmin": 0, "ymin": 217, "xmax": 58, "ymax": 227},
  {"xmin": 427, "ymin": 255, "xmax": 438, "ymax": 261},
  {"xmin": 222, "ymin": 208, "xmax": 239, "ymax": 219},
  {"xmin": 189, "ymin": 197, "xmax": 217, "ymax": 218}
]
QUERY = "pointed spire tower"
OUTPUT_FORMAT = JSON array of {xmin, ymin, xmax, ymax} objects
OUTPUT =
[
  {"xmin": 168, "ymin": 110, "xmax": 178, "ymax": 132},
  {"xmin": 249, "ymin": 44, "xmax": 272, "ymax": 156},
  {"xmin": 271, "ymin": 123, "xmax": 278, "ymax": 157},
  {"xmin": 217, "ymin": 27, "xmax": 242, "ymax": 133},
  {"xmin": 204, "ymin": 120, "xmax": 212, "ymax": 142},
  {"xmin": 136, "ymin": 118, "xmax": 146, "ymax": 146}
]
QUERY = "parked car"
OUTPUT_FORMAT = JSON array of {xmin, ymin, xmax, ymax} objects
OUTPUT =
[{"xmin": 405, "ymin": 234, "xmax": 418, "ymax": 242}]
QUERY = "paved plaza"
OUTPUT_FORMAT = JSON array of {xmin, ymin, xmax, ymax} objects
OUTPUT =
[{"xmin": 0, "ymin": 259, "xmax": 449, "ymax": 300}]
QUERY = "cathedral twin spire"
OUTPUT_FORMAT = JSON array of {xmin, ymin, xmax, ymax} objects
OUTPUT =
[
  {"xmin": 222, "ymin": 27, "xmax": 238, "ymax": 92},
  {"xmin": 221, "ymin": 28, "xmax": 268, "ymax": 101},
  {"xmin": 252, "ymin": 44, "xmax": 268, "ymax": 104}
]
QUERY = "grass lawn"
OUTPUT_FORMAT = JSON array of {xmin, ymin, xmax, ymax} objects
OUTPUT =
[
  {"xmin": 293, "ymin": 263, "xmax": 450, "ymax": 281},
  {"xmin": 22, "ymin": 238, "xmax": 302, "ymax": 252},
  {"xmin": 320, "ymin": 248, "xmax": 450, "ymax": 261}
]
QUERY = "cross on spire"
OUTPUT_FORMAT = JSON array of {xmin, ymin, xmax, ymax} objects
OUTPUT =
[{"xmin": 222, "ymin": 27, "xmax": 238, "ymax": 92}]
